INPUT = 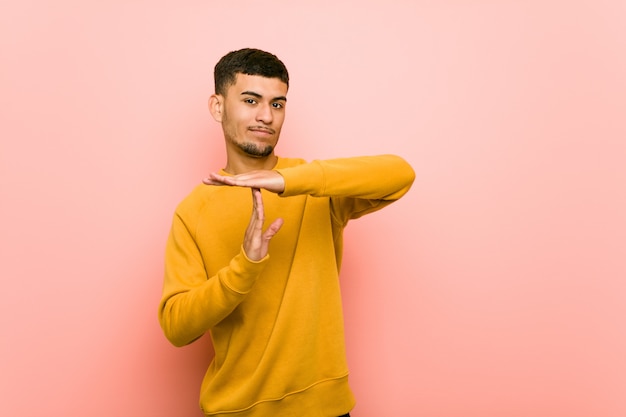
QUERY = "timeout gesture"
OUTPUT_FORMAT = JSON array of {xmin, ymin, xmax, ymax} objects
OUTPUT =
[{"xmin": 203, "ymin": 170, "xmax": 284, "ymax": 261}]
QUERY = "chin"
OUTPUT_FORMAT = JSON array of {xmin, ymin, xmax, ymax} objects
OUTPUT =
[{"xmin": 241, "ymin": 143, "xmax": 274, "ymax": 158}]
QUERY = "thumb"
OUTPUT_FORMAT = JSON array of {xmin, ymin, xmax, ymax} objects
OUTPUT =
[{"xmin": 263, "ymin": 218, "xmax": 284, "ymax": 241}]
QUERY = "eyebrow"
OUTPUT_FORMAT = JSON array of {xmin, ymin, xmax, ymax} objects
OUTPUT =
[{"xmin": 241, "ymin": 91, "xmax": 287, "ymax": 102}]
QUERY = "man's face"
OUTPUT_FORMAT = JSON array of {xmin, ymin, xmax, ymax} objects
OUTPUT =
[{"xmin": 217, "ymin": 73, "xmax": 288, "ymax": 158}]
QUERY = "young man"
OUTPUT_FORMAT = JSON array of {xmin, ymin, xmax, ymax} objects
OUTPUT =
[{"xmin": 159, "ymin": 48, "xmax": 415, "ymax": 417}]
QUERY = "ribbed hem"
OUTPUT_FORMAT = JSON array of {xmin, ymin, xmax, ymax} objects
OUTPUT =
[{"xmin": 201, "ymin": 375, "xmax": 355, "ymax": 417}]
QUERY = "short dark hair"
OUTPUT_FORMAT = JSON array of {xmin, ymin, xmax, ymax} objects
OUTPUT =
[{"xmin": 214, "ymin": 48, "xmax": 289, "ymax": 96}]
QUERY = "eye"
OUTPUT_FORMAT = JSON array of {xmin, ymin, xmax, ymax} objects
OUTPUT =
[
  {"xmin": 272, "ymin": 102, "xmax": 284, "ymax": 109},
  {"xmin": 244, "ymin": 98, "xmax": 257, "ymax": 105}
]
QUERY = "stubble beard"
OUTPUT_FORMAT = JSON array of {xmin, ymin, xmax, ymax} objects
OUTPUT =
[{"xmin": 239, "ymin": 141, "xmax": 274, "ymax": 158}]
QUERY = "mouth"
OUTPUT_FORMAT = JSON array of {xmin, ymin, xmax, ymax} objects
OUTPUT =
[{"xmin": 248, "ymin": 126, "xmax": 275, "ymax": 136}]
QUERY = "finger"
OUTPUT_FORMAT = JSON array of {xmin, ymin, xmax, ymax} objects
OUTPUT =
[
  {"xmin": 263, "ymin": 218, "xmax": 284, "ymax": 241},
  {"xmin": 202, "ymin": 178, "xmax": 223, "ymax": 186},
  {"xmin": 251, "ymin": 188, "xmax": 264, "ymax": 227},
  {"xmin": 202, "ymin": 172, "xmax": 233, "ymax": 186}
]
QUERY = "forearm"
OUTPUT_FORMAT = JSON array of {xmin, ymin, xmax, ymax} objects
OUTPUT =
[
  {"xmin": 277, "ymin": 154, "xmax": 415, "ymax": 200},
  {"xmin": 159, "ymin": 248, "xmax": 268, "ymax": 347}
]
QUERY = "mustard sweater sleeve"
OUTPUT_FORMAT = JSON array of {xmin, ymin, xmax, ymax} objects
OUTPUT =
[
  {"xmin": 158, "ymin": 209, "xmax": 269, "ymax": 347},
  {"xmin": 277, "ymin": 154, "xmax": 415, "ymax": 225}
]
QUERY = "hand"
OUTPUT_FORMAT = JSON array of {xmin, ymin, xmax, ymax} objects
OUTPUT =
[
  {"xmin": 203, "ymin": 170, "xmax": 285, "ymax": 194},
  {"xmin": 242, "ymin": 188, "xmax": 283, "ymax": 261}
]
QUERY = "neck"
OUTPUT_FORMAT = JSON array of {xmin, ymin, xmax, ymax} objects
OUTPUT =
[{"xmin": 224, "ymin": 152, "xmax": 278, "ymax": 175}]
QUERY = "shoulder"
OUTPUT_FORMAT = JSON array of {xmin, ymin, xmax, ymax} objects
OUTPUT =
[{"xmin": 174, "ymin": 184, "xmax": 214, "ymax": 219}]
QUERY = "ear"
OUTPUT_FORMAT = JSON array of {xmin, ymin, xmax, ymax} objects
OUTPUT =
[{"xmin": 208, "ymin": 94, "xmax": 223, "ymax": 122}]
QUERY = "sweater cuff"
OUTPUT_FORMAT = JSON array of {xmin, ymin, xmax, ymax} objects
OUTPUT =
[{"xmin": 220, "ymin": 246, "xmax": 269, "ymax": 295}]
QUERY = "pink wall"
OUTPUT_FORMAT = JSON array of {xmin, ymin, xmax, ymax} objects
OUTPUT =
[{"xmin": 2, "ymin": 1, "xmax": 625, "ymax": 416}]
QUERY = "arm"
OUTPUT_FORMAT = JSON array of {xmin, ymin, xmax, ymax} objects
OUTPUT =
[
  {"xmin": 278, "ymin": 154, "xmax": 415, "ymax": 224},
  {"xmin": 277, "ymin": 154, "xmax": 414, "ymax": 199},
  {"xmin": 158, "ymin": 188, "xmax": 282, "ymax": 347},
  {"xmin": 203, "ymin": 155, "xmax": 414, "ymax": 200}
]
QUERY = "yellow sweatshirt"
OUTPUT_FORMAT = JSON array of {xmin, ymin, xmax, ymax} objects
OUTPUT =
[{"xmin": 159, "ymin": 155, "xmax": 415, "ymax": 417}]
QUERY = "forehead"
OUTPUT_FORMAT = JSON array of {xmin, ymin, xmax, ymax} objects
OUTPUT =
[{"xmin": 226, "ymin": 73, "xmax": 288, "ymax": 98}]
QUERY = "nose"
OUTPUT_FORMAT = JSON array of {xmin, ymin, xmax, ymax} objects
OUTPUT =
[{"xmin": 255, "ymin": 103, "xmax": 273, "ymax": 124}]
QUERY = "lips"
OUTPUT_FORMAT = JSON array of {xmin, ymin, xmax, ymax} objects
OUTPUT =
[{"xmin": 248, "ymin": 127, "xmax": 275, "ymax": 135}]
